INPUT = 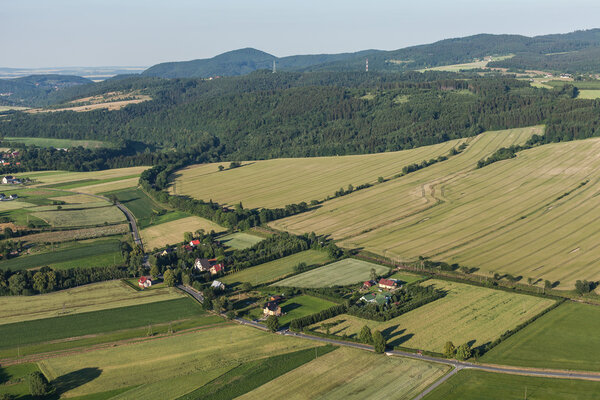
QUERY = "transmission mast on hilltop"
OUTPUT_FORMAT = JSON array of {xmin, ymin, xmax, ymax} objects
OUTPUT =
[
  {"xmin": 272, "ymin": 60, "xmax": 276, "ymax": 73},
  {"xmin": 366, "ymin": 58, "xmax": 369, "ymax": 72}
]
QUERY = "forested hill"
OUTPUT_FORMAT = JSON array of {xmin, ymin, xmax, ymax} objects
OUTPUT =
[
  {"xmin": 141, "ymin": 29, "xmax": 600, "ymax": 78},
  {"xmin": 0, "ymin": 74, "xmax": 92, "ymax": 106},
  {"xmin": 1, "ymin": 71, "xmax": 599, "ymax": 162}
]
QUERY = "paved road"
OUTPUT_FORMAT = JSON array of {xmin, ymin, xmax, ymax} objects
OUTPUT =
[{"xmin": 177, "ymin": 284, "xmax": 204, "ymax": 303}]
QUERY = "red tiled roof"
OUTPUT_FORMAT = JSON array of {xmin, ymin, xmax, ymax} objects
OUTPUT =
[
  {"xmin": 190, "ymin": 239, "xmax": 201, "ymax": 246},
  {"xmin": 363, "ymin": 281, "xmax": 373, "ymax": 287},
  {"xmin": 139, "ymin": 276, "xmax": 148, "ymax": 283},
  {"xmin": 379, "ymin": 278, "xmax": 397, "ymax": 287}
]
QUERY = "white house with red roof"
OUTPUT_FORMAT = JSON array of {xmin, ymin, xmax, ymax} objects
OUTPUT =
[
  {"xmin": 138, "ymin": 276, "xmax": 152, "ymax": 288},
  {"xmin": 378, "ymin": 278, "xmax": 399, "ymax": 290}
]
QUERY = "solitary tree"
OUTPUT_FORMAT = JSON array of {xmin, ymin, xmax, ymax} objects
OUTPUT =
[
  {"xmin": 378, "ymin": 176, "xmax": 384, "ymax": 183},
  {"xmin": 150, "ymin": 264, "xmax": 160, "ymax": 279},
  {"xmin": 372, "ymin": 330, "xmax": 386, "ymax": 353},
  {"xmin": 370, "ymin": 268, "xmax": 378, "ymax": 282},
  {"xmin": 28, "ymin": 371, "xmax": 53, "ymax": 397},
  {"xmin": 455, "ymin": 343, "xmax": 472, "ymax": 361},
  {"xmin": 359, "ymin": 325, "xmax": 373, "ymax": 344},
  {"xmin": 266, "ymin": 315, "xmax": 279, "ymax": 332},
  {"xmin": 163, "ymin": 269, "xmax": 176, "ymax": 287},
  {"xmin": 218, "ymin": 165, "xmax": 225, "ymax": 171},
  {"xmin": 544, "ymin": 280, "xmax": 553, "ymax": 291},
  {"xmin": 444, "ymin": 341, "xmax": 456, "ymax": 358}
]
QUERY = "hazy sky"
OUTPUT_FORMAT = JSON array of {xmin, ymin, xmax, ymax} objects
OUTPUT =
[{"xmin": 3, "ymin": 0, "xmax": 600, "ymax": 68}]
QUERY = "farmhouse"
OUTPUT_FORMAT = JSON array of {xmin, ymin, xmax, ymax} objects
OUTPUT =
[
  {"xmin": 138, "ymin": 276, "xmax": 152, "ymax": 288},
  {"xmin": 263, "ymin": 301, "xmax": 282, "ymax": 316},
  {"xmin": 378, "ymin": 278, "xmax": 400, "ymax": 290},
  {"xmin": 194, "ymin": 258, "xmax": 225, "ymax": 274},
  {"xmin": 1, "ymin": 176, "xmax": 20, "ymax": 185},
  {"xmin": 362, "ymin": 280, "xmax": 375, "ymax": 289},
  {"xmin": 211, "ymin": 280, "xmax": 225, "ymax": 290}
]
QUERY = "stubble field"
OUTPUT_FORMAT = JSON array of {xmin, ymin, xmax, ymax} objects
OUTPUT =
[{"xmin": 170, "ymin": 138, "xmax": 466, "ymax": 208}]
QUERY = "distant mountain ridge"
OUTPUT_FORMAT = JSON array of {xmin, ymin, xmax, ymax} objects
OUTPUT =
[{"xmin": 142, "ymin": 29, "xmax": 600, "ymax": 78}]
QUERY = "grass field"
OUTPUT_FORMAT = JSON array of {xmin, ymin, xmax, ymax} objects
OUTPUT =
[
  {"xmin": 578, "ymin": 89, "xmax": 600, "ymax": 99},
  {"xmin": 0, "ymin": 363, "xmax": 42, "ymax": 399},
  {"xmin": 3, "ymin": 136, "xmax": 112, "ymax": 149},
  {"xmin": 171, "ymin": 138, "xmax": 467, "ymax": 208},
  {"xmin": 77, "ymin": 177, "xmax": 141, "ymax": 194},
  {"xmin": 33, "ymin": 205, "xmax": 126, "ymax": 227},
  {"xmin": 273, "ymin": 258, "xmax": 390, "ymax": 288},
  {"xmin": 24, "ymin": 167, "xmax": 147, "ymax": 187},
  {"xmin": 219, "ymin": 231, "xmax": 264, "ymax": 249},
  {"xmin": 423, "ymin": 369, "xmax": 600, "ymax": 400},
  {"xmin": 0, "ymin": 297, "xmax": 203, "ymax": 349},
  {"xmin": 312, "ymin": 280, "xmax": 555, "ymax": 352},
  {"xmin": 221, "ymin": 250, "xmax": 332, "ymax": 286},
  {"xmin": 417, "ymin": 55, "xmax": 513, "ymax": 72},
  {"xmin": 273, "ymin": 126, "xmax": 600, "ymax": 289},
  {"xmin": 0, "ymin": 238, "xmax": 123, "ymax": 271},
  {"xmin": 39, "ymin": 324, "xmax": 317, "ymax": 398},
  {"xmin": 178, "ymin": 346, "xmax": 336, "ymax": 400},
  {"xmin": 105, "ymin": 188, "xmax": 171, "ymax": 228},
  {"xmin": 278, "ymin": 295, "xmax": 337, "ymax": 326},
  {"xmin": 240, "ymin": 347, "xmax": 450, "ymax": 400},
  {"xmin": 389, "ymin": 271, "xmax": 425, "ymax": 284},
  {"xmin": 140, "ymin": 216, "xmax": 225, "ymax": 250},
  {"xmin": 482, "ymin": 302, "xmax": 600, "ymax": 371},
  {"xmin": 0, "ymin": 280, "xmax": 185, "ymax": 325}
]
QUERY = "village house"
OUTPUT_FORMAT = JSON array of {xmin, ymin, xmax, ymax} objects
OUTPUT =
[
  {"xmin": 160, "ymin": 247, "xmax": 173, "ymax": 256},
  {"xmin": 378, "ymin": 278, "xmax": 400, "ymax": 290},
  {"xmin": 270, "ymin": 295, "xmax": 284, "ymax": 302},
  {"xmin": 211, "ymin": 280, "xmax": 225, "ymax": 290},
  {"xmin": 2, "ymin": 175, "xmax": 20, "ymax": 185},
  {"xmin": 138, "ymin": 276, "xmax": 152, "ymax": 288},
  {"xmin": 194, "ymin": 258, "xmax": 225, "ymax": 275},
  {"xmin": 263, "ymin": 301, "xmax": 282, "ymax": 316},
  {"xmin": 189, "ymin": 239, "xmax": 201, "ymax": 247},
  {"xmin": 362, "ymin": 280, "xmax": 375, "ymax": 289}
]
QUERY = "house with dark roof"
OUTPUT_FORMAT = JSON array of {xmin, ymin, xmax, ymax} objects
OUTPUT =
[
  {"xmin": 194, "ymin": 258, "xmax": 225, "ymax": 274},
  {"xmin": 263, "ymin": 301, "xmax": 282, "ymax": 316}
]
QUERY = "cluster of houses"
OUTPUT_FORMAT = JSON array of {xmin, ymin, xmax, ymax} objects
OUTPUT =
[
  {"xmin": 359, "ymin": 279, "xmax": 402, "ymax": 305},
  {"xmin": 1, "ymin": 176, "xmax": 21, "ymax": 185},
  {"xmin": 263, "ymin": 295, "xmax": 284, "ymax": 317}
]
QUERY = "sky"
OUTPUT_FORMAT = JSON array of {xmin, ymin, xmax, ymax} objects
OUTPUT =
[{"xmin": 2, "ymin": 0, "xmax": 600, "ymax": 68}]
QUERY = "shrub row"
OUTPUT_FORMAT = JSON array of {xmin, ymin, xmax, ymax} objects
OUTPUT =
[{"xmin": 289, "ymin": 304, "xmax": 348, "ymax": 331}]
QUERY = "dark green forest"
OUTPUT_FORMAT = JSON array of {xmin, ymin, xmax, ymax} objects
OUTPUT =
[{"xmin": 1, "ymin": 70, "xmax": 599, "ymax": 167}]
